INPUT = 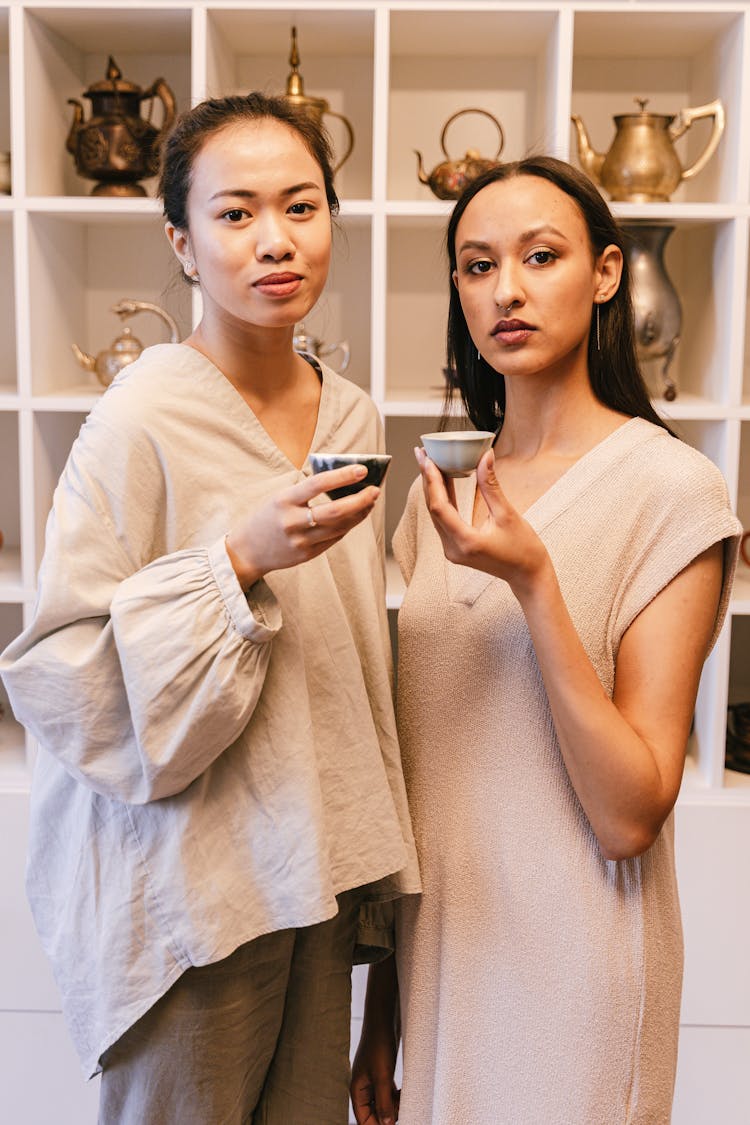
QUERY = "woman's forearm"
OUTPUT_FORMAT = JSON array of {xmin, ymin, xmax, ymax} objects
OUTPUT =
[
  {"xmin": 514, "ymin": 546, "xmax": 722, "ymax": 859},
  {"xmin": 362, "ymin": 955, "xmax": 400, "ymax": 1041},
  {"xmin": 515, "ymin": 561, "xmax": 669, "ymax": 857}
]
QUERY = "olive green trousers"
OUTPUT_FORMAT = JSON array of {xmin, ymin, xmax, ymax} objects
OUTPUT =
[{"xmin": 97, "ymin": 889, "xmax": 363, "ymax": 1125}]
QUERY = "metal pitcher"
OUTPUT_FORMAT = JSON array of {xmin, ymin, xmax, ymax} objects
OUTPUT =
[{"xmin": 571, "ymin": 97, "xmax": 725, "ymax": 202}]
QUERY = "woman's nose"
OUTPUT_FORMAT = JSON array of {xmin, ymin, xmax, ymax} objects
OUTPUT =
[
  {"xmin": 493, "ymin": 266, "xmax": 524, "ymax": 312},
  {"xmin": 254, "ymin": 215, "xmax": 294, "ymax": 261}
]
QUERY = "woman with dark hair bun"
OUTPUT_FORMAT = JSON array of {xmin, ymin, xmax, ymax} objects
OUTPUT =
[
  {"xmin": 0, "ymin": 92, "xmax": 419, "ymax": 1124},
  {"xmin": 352, "ymin": 157, "xmax": 741, "ymax": 1125}
]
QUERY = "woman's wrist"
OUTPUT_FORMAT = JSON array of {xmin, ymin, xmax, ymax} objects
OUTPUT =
[
  {"xmin": 509, "ymin": 545, "xmax": 558, "ymax": 608},
  {"xmin": 225, "ymin": 534, "xmax": 263, "ymax": 592}
]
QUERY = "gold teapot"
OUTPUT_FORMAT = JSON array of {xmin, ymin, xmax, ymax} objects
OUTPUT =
[
  {"xmin": 571, "ymin": 97, "xmax": 725, "ymax": 202},
  {"xmin": 416, "ymin": 108, "xmax": 505, "ymax": 200},
  {"xmin": 66, "ymin": 57, "xmax": 176, "ymax": 196},
  {"xmin": 72, "ymin": 299, "xmax": 179, "ymax": 388},
  {"xmin": 281, "ymin": 27, "xmax": 354, "ymax": 174}
]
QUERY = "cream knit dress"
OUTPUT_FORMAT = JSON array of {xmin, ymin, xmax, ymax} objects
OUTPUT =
[{"xmin": 393, "ymin": 418, "xmax": 740, "ymax": 1125}]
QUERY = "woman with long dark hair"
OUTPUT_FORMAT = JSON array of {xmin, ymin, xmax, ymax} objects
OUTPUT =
[{"xmin": 352, "ymin": 157, "xmax": 740, "ymax": 1125}]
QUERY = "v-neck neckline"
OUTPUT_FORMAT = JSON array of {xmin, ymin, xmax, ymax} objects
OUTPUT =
[
  {"xmin": 172, "ymin": 343, "xmax": 337, "ymax": 474},
  {"xmin": 446, "ymin": 417, "xmax": 649, "ymax": 606},
  {"xmin": 459, "ymin": 416, "xmax": 642, "ymax": 529}
]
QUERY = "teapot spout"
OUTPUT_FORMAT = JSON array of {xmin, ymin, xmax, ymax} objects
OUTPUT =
[
  {"xmin": 71, "ymin": 342, "xmax": 96, "ymax": 372},
  {"xmin": 66, "ymin": 99, "xmax": 84, "ymax": 156},
  {"xmin": 414, "ymin": 150, "xmax": 430, "ymax": 186},
  {"xmin": 570, "ymin": 115, "xmax": 605, "ymax": 184}
]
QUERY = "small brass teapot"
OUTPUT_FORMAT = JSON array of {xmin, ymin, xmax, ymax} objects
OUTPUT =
[
  {"xmin": 281, "ymin": 27, "xmax": 354, "ymax": 174},
  {"xmin": 66, "ymin": 57, "xmax": 176, "ymax": 196},
  {"xmin": 72, "ymin": 299, "xmax": 179, "ymax": 388},
  {"xmin": 415, "ymin": 108, "xmax": 505, "ymax": 200},
  {"xmin": 571, "ymin": 97, "xmax": 725, "ymax": 202},
  {"xmin": 293, "ymin": 323, "xmax": 350, "ymax": 374}
]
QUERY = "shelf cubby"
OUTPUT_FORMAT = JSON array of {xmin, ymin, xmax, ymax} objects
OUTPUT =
[
  {"xmin": 0, "ymin": 601, "xmax": 25, "ymax": 777},
  {"xmin": 26, "ymin": 210, "xmax": 191, "ymax": 397},
  {"xmin": 22, "ymin": 5, "xmax": 191, "ymax": 199},
  {"xmin": 570, "ymin": 9, "xmax": 745, "ymax": 205},
  {"xmin": 204, "ymin": 8, "xmax": 374, "ymax": 203},
  {"xmin": 388, "ymin": 8, "xmax": 560, "ymax": 202},
  {"xmin": 0, "ymin": 214, "xmax": 16, "ymax": 393},
  {"xmin": 31, "ymin": 409, "xmax": 86, "ymax": 570},
  {"xmin": 0, "ymin": 409, "xmax": 20, "ymax": 597}
]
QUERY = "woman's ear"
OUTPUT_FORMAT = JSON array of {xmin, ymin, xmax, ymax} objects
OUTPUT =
[
  {"xmin": 452, "ymin": 269, "xmax": 459, "ymax": 290},
  {"xmin": 165, "ymin": 221, "xmax": 193, "ymax": 276},
  {"xmin": 595, "ymin": 244, "xmax": 624, "ymax": 303}
]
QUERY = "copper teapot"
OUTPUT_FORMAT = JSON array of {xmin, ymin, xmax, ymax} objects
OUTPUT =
[
  {"xmin": 415, "ymin": 108, "xmax": 505, "ymax": 200},
  {"xmin": 72, "ymin": 299, "xmax": 179, "ymax": 388},
  {"xmin": 571, "ymin": 97, "xmax": 725, "ymax": 202},
  {"xmin": 66, "ymin": 57, "xmax": 176, "ymax": 196}
]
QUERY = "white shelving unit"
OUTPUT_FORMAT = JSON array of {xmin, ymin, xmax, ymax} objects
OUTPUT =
[{"xmin": 0, "ymin": 3, "xmax": 749, "ymax": 1121}]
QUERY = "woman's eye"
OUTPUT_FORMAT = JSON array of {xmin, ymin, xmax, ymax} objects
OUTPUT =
[
  {"xmin": 289, "ymin": 201, "xmax": 315, "ymax": 216},
  {"xmin": 527, "ymin": 249, "xmax": 557, "ymax": 266},
  {"xmin": 468, "ymin": 259, "xmax": 493, "ymax": 275},
  {"xmin": 222, "ymin": 208, "xmax": 247, "ymax": 223}
]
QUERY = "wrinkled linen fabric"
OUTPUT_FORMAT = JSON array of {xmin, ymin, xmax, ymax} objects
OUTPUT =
[
  {"xmin": 392, "ymin": 417, "xmax": 741, "ymax": 1125},
  {"xmin": 0, "ymin": 343, "xmax": 420, "ymax": 1077}
]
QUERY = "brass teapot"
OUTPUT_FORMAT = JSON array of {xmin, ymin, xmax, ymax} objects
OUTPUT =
[
  {"xmin": 72, "ymin": 299, "xmax": 179, "ymax": 388},
  {"xmin": 281, "ymin": 27, "xmax": 354, "ymax": 174},
  {"xmin": 571, "ymin": 97, "xmax": 725, "ymax": 202},
  {"xmin": 66, "ymin": 57, "xmax": 176, "ymax": 196},
  {"xmin": 416, "ymin": 108, "xmax": 505, "ymax": 200},
  {"xmin": 293, "ymin": 323, "xmax": 350, "ymax": 374}
]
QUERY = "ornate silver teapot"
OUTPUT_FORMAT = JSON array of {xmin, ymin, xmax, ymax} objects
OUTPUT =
[
  {"xmin": 415, "ymin": 108, "xmax": 505, "ymax": 200},
  {"xmin": 571, "ymin": 97, "xmax": 725, "ymax": 202},
  {"xmin": 72, "ymin": 299, "xmax": 179, "ymax": 388},
  {"xmin": 293, "ymin": 323, "xmax": 350, "ymax": 374}
]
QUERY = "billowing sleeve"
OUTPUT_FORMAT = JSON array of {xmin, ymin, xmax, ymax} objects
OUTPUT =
[
  {"xmin": 610, "ymin": 448, "xmax": 742, "ymax": 657},
  {"xmin": 392, "ymin": 476, "xmax": 422, "ymax": 585},
  {"xmin": 0, "ymin": 403, "xmax": 281, "ymax": 805}
]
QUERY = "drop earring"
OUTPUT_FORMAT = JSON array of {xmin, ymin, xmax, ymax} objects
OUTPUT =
[
  {"xmin": 595, "ymin": 303, "xmax": 601, "ymax": 351},
  {"xmin": 477, "ymin": 348, "xmax": 481, "ymax": 363}
]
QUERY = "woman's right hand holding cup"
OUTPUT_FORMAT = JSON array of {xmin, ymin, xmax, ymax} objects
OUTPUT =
[{"xmin": 226, "ymin": 464, "xmax": 378, "ymax": 591}]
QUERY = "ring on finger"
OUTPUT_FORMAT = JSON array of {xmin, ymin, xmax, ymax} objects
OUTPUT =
[{"xmin": 306, "ymin": 504, "xmax": 318, "ymax": 529}]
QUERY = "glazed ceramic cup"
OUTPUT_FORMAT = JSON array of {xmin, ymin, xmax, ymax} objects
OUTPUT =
[
  {"xmin": 308, "ymin": 452, "xmax": 392, "ymax": 499},
  {"xmin": 420, "ymin": 430, "xmax": 495, "ymax": 477}
]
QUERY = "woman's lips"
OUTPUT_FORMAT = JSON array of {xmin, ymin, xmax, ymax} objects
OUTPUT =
[
  {"xmin": 491, "ymin": 318, "xmax": 535, "ymax": 345},
  {"xmin": 253, "ymin": 272, "xmax": 303, "ymax": 297}
]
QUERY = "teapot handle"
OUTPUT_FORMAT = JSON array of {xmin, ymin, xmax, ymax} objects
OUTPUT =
[
  {"xmin": 111, "ymin": 299, "xmax": 179, "ymax": 344},
  {"xmin": 669, "ymin": 99, "xmax": 725, "ymax": 182},
  {"xmin": 324, "ymin": 109, "xmax": 355, "ymax": 174},
  {"xmin": 142, "ymin": 77, "xmax": 177, "ymax": 139},
  {"xmin": 440, "ymin": 108, "xmax": 505, "ymax": 161},
  {"xmin": 318, "ymin": 339, "xmax": 351, "ymax": 374}
]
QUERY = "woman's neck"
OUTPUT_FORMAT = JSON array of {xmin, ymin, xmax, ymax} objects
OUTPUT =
[
  {"xmin": 496, "ymin": 369, "xmax": 626, "ymax": 461},
  {"xmin": 185, "ymin": 317, "xmax": 304, "ymax": 402}
]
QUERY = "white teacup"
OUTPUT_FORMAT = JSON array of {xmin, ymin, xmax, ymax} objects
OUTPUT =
[{"xmin": 420, "ymin": 430, "xmax": 495, "ymax": 477}]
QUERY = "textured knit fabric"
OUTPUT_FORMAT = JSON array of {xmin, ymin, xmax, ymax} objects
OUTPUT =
[
  {"xmin": 0, "ymin": 343, "xmax": 420, "ymax": 1077},
  {"xmin": 392, "ymin": 417, "xmax": 741, "ymax": 1125}
]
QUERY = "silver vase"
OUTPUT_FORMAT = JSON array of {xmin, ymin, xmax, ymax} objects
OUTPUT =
[{"xmin": 622, "ymin": 222, "xmax": 681, "ymax": 401}]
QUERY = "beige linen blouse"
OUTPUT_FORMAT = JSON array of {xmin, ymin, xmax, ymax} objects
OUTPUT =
[{"xmin": 0, "ymin": 344, "xmax": 419, "ymax": 1077}]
